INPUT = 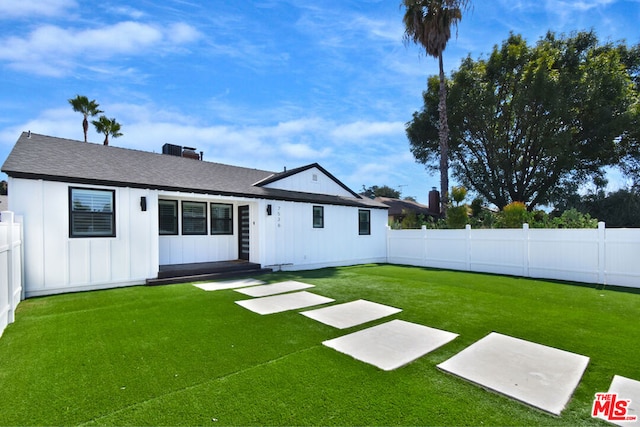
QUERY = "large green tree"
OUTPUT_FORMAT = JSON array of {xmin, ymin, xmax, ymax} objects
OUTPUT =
[
  {"xmin": 402, "ymin": 0, "xmax": 470, "ymax": 214},
  {"xmin": 92, "ymin": 116, "xmax": 123, "ymax": 146},
  {"xmin": 68, "ymin": 95, "xmax": 102, "ymax": 142},
  {"xmin": 361, "ymin": 185, "xmax": 402, "ymax": 199},
  {"xmin": 407, "ymin": 31, "xmax": 638, "ymax": 210}
]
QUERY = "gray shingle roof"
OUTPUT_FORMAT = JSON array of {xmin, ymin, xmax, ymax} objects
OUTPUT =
[
  {"xmin": 2, "ymin": 132, "xmax": 386, "ymax": 209},
  {"xmin": 375, "ymin": 197, "xmax": 437, "ymax": 216}
]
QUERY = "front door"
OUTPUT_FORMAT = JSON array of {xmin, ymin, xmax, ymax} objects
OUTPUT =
[{"xmin": 238, "ymin": 205, "xmax": 250, "ymax": 260}]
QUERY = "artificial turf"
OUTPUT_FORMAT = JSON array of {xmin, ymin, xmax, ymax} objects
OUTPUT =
[{"xmin": 0, "ymin": 264, "xmax": 637, "ymax": 426}]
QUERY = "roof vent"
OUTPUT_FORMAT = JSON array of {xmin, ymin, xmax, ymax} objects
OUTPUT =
[
  {"xmin": 162, "ymin": 143, "xmax": 182, "ymax": 156},
  {"xmin": 161, "ymin": 143, "xmax": 203, "ymax": 160}
]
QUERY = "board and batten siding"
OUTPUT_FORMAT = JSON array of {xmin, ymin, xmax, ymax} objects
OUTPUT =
[
  {"xmin": 261, "ymin": 167, "xmax": 354, "ymax": 197},
  {"xmin": 258, "ymin": 200, "xmax": 387, "ymax": 270},
  {"xmin": 8, "ymin": 178, "xmax": 158, "ymax": 297}
]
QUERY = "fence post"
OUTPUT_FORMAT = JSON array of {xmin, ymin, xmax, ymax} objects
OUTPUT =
[
  {"xmin": 522, "ymin": 223, "xmax": 530, "ymax": 278},
  {"xmin": 1, "ymin": 211, "xmax": 15, "ymax": 324},
  {"xmin": 465, "ymin": 224, "xmax": 471, "ymax": 271},
  {"xmin": 385, "ymin": 225, "xmax": 390, "ymax": 263},
  {"xmin": 598, "ymin": 221, "xmax": 606, "ymax": 285},
  {"xmin": 421, "ymin": 225, "xmax": 427, "ymax": 267}
]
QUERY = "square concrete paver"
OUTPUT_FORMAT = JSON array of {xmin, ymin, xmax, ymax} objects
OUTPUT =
[
  {"xmin": 323, "ymin": 319, "xmax": 458, "ymax": 371},
  {"xmin": 437, "ymin": 332, "xmax": 590, "ymax": 416},
  {"xmin": 235, "ymin": 291, "xmax": 334, "ymax": 315},
  {"xmin": 301, "ymin": 299, "xmax": 402, "ymax": 329},
  {"xmin": 596, "ymin": 375, "xmax": 640, "ymax": 426},
  {"xmin": 194, "ymin": 278, "xmax": 265, "ymax": 291},
  {"xmin": 235, "ymin": 280, "xmax": 314, "ymax": 297}
]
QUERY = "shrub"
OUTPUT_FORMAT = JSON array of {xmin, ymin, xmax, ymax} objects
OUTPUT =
[
  {"xmin": 446, "ymin": 205, "xmax": 469, "ymax": 229},
  {"xmin": 498, "ymin": 201, "xmax": 528, "ymax": 228}
]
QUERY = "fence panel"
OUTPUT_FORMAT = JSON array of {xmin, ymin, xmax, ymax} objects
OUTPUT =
[
  {"xmin": 469, "ymin": 228, "xmax": 527, "ymax": 277},
  {"xmin": 387, "ymin": 223, "xmax": 640, "ymax": 289},
  {"xmin": 528, "ymin": 228, "xmax": 601, "ymax": 284},
  {"xmin": 604, "ymin": 228, "xmax": 640, "ymax": 287},
  {"xmin": 0, "ymin": 211, "xmax": 23, "ymax": 338}
]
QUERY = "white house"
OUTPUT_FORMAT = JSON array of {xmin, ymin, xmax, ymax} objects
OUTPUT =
[{"xmin": 2, "ymin": 132, "xmax": 388, "ymax": 297}]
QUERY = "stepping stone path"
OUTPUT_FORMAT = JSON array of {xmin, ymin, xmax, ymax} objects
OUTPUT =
[
  {"xmin": 235, "ymin": 291, "xmax": 334, "ymax": 315},
  {"xmin": 301, "ymin": 299, "xmax": 401, "ymax": 329},
  {"xmin": 323, "ymin": 319, "xmax": 458, "ymax": 371},
  {"xmin": 195, "ymin": 278, "xmax": 638, "ymax": 419},
  {"xmin": 194, "ymin": 278, "xmax": 265, "ymax": 291},
  {"xmin": 597, "ymin": 375, "xmax": 640, "ymax": 426},
  {"xmin": 235, "ymin": 280, "xmax": 314, "ymax": 297},
  {"xmin": 437, "ymin": 332, "xmax": 589, "ymax": 416}
]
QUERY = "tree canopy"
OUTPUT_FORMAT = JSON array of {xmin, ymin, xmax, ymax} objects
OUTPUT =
[
  {"xmin": 92, "ymin": 116, "xmax": 123, "ymax": 146},
  {"xmin": 406, "ymin": 31, "xmax": 639, "ymax": 210},
  {"xmin": 68, "ymin": 95, "xmax": 102, "ymax": 143},
  {"xmin": 361, "ymin": 185, "xmax": 401, "ymax": 199}
]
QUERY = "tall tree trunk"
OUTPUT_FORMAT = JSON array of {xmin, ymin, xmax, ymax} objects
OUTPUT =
[
  {"xmin": 437, "ymin": 53, "xmax": 449, "ymax": 215},
  {"xmin": 82, "ymin": 116, "xmax": 89, "ymax": 142}
]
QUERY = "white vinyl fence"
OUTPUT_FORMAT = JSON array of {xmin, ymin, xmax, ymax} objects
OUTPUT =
[
  {"xmin": 387, "ymin": 223, "xmax": 640, "ymax": 289},
  {"xmin": 1, "ymin": 211, "xmax": 23, "ymax": 337}
]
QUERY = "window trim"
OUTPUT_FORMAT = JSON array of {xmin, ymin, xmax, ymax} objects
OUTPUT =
[
  {"xmin": 181, "ymin": 200, "xmax": 208, "ymax": 235},
  {"xmin": 159, "ymin": 199, "xmax": 179, "ymax": 235},
  {"xmin": 313, "ymin": 205, "xmax": 324, "ymax": 228},
  {"xmin": 358, "ymin": 209, "xmax": 371, "ymax": 235},
  {"xmin": 69, "ymin": 187, "xmax": 116, "ymax": 238},
  {"xmin": 210, "ymin": 203, "xmax": 234, "ymax": 235}
]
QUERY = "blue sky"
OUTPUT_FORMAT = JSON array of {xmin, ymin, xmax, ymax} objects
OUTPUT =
[{"xmin": 1, "ymin": 0, "xmax": 638, "ymax": 203}]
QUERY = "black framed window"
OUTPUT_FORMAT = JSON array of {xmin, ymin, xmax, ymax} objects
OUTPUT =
[
  {"xmin": 358, "ymin": 209, "xmax": 371, "ymax": 235},
  {"xmin": 159, "ymin": 200, "xmax": 178, "ymax": 235},
  {"xmin": 313, "ymin": 206, "xmax": 324, "ymax": 228},
  {"xmin": 69, "ymin": 187, "xmax": 115, "ymax": 238},
  {"xmin": 211, "ymin": 203, "xmax": 233, "ymax": 235},
  {"xmin": 182, "ymin": 201, "xmax": 207, "ymax": 235}
]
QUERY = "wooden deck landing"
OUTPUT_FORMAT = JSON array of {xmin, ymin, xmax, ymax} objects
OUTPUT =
[{"xmin": 146, "ymin": 260, "xmax": 272, "ymax": 286}]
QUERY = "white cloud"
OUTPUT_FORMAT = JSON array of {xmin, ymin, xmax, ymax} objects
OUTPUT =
[
  {"xmin": 0, "ymin": 21, "xmax": 201, "ymax": 77},
  {"xmin": 167, "ymin": 22, "xmax": 202, "ymax": 44},
  {"xmin": 1, "ymin": 101, "xmax": 411, "ymax": 173},
  {"xmin": 0, "ymin": 0, "xmax": 76, "ymax": 18},
  {"xmin": 281, "ymin": 142, "xmax": 331, "ymax": 159},
  {"xmin": 551, "ymin": 0, "xmax": 616, "ymax": 12},
  {"xmin": 110, "ymin": 6, "xmax": 146, "ymax": 19},
  {"xmin": 331, "ymin": 121, "xmax": 405, "ymax": 141}
]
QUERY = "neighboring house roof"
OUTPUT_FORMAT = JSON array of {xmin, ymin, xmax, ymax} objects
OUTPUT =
[
  {"xmin": 2, "ymin": 132, "xmax": 386, "ymax": 209},
  {"xmin": 375, "ymin": 197, "xmax": 437, "ymax": 217}
]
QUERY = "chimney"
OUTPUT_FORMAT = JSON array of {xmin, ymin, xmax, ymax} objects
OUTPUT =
[
  {"xmin": 428, "ymin": 187, "xmax": 441, "ymax": 214},
  {"xmin": 182, "ymin": 146, "xmax": 200, "ymax": 160}
]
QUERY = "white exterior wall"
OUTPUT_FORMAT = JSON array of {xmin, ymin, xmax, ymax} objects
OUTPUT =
[
  {"xmin": 9, "ymin": 176, "xmax": 387, "ymax": 297},
  {"xmin": 9, "ymin": 178, "xmax": 158, "ymax": 297},
  {"xmin": 262, "ymin": 167, "xmax": 354, "ymax": 197},
  {"xmin": 157, "ymin": 193, "xmax": 256, "ymax": 265},
  {"xmin": 258, "ymin": 200, "xmax": 387, "ymax": 270}
]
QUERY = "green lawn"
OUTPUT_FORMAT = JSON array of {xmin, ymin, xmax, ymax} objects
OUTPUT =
[{"xmin": 1, "ymin": 264, "xmax": 638, "ymax": 426}]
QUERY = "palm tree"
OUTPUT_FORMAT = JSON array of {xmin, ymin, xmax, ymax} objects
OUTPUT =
[
  {"xmin": 402, "ymin": 0, "xmax": 470, "ymax": 215},
  {"xmin": 68, "ymin": 95, "xmax": 103, "ymax": 142},
  {"xmin": 92, "ymin": 115, "xmax": 123, "ymax": 146}
]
